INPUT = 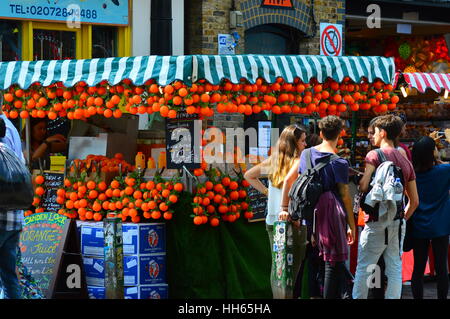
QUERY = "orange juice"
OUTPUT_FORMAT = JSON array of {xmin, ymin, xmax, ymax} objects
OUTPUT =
[{"xmin": 135, "ymin": 152, "xmax": 146, "ymax": 170}]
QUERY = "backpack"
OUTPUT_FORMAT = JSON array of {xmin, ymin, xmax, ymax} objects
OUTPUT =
[
  {"xmin": 360, "ymin": 148, "xmax": 405, "ymax": 222},
  {"xmin": 288, "ymin": 148, "xmax": 339, "ymax": 227}
]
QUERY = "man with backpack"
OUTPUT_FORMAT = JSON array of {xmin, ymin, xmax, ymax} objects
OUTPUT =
[
  {"xmin": 352, "ymin": 114, "xmax": 419, "ymax": 299},
  {"xmin": 0, "ymin": 112, "xmax": 26, "ymax": 299},
  {"xmin": 280, "ymin": 115, "xmax": 356, "ymax": 299}
]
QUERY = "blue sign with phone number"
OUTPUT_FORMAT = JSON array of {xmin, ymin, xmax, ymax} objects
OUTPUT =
[{"xmin": 0, "ymin": 0, "xmax": 129, "ymax": 26}]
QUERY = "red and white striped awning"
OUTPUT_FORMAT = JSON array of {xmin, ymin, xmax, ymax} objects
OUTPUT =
[{"xmin": 401, "ymin": 72, "xmax": 450, "ymax": 93}]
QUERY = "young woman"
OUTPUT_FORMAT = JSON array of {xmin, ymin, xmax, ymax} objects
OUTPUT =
[
  {"xmin": 244, "ymin": 124, "xmax": 307, "ymax": 299},
  {"xmin": 280, "ymin": 115, "xmax": 356, "ymax": 299},
  {"xmin": 410, "ymin": 135, "xmax": 450, "ymax": 299},
  {"xmin": 23, "ymin": 118, "xmax": 67, "ymax": 169}
]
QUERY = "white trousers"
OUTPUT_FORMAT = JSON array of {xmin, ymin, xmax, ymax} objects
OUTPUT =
[{"xmin": 352, "ymin": 217, "xmax": 406, "ymax": 299}]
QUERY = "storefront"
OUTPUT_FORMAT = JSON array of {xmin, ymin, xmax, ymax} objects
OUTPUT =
[{"xmin": 0, "ymin": 0, "xmax": 132, "ymax": 61}]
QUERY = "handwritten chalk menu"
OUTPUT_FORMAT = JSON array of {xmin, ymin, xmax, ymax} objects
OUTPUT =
[
  {"xmin": 247, "ymin": 178, "xmax": 269, "ymax": 222},
  {"xmin": 19, "ymin": 212, "xmax": 69, "ymax": 298},
  {"xmin": 19, "ymin": 213, "xmax": 88, "ymax": 299},
  {"xmin": 165, "ymin": 111, "xmax": 201, "ymax": 169},
  {"xmin": 42, "ymin": 171, "xmax": 64, "ymax": 212}
]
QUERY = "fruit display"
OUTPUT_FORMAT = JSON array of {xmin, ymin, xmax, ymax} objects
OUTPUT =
[
  {"xmin": 55, "ymin": 169, "xmax": 183, "ymax": 223},
  {"xmin": 190, "ymin": 167, "xmax": 254, "ymax": 227},
  {"xmin": 384, "ymin": 36, "xmax": 450, "ymax": 73},
  {"xmin": 1, "ymin": 77, "xmax": 400, "ymax": 120},
  {"xmin": 396, "ymin": 103, "xmax": 450, "ymax": 120}
]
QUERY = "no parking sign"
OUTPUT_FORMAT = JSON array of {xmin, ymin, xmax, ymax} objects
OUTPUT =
[{"xmin": 320, "ymin": 23, "xmax": 343, "ymax": 56}]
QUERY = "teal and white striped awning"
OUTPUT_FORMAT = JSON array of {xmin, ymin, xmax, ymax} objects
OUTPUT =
[
  {"xmin": 0, "ymin": 55, "xmax": 396, "ymax": 90},
  {"xmin": 0, "ymin": 56, "xmax": 192, "ymax": 90},
  {"xmin": 192, "ymin": 55, "xmax": 396, "ymax": 85}
]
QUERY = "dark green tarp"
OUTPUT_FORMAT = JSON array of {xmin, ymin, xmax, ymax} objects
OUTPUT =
[{"xmin": 166, "ymin": 192, "xmax": 272, "ymax": 298}]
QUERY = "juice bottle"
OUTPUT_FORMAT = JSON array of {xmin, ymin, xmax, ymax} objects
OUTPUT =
[
  {"xmin": 158, "ymin": 152, "xmax": 166, "ymax": 169},
  {"xmin": 147, "ymin": 157, "xmax": 156, "ymax": 169},
  {"xmin": 135, "ymin": 152, "xmax": 146, "ymax": 170}
]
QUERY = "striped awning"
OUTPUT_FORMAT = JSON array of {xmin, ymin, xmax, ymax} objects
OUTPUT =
[
  {"xmin": 0, "ymin": 54, "xmax": 396, "ymax": 90},
  {"xmin": 403, "ymin": 72, "xmax": 450, "ymax": 93},
  {"xmin": 0, "ymin": 56, "xmax": 192, "ymax": 90},
  {"xmin": 192, "ymin": 55, "xmax": 396, "ymax": 85}
]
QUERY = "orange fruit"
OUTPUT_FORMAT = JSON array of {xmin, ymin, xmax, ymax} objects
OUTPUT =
[
  {"xmin": 35, "ymin": 175, "xmax": 45, "ymax": 185},
  {"xmin": 151, "ymin": 210, "xmax": 162, "ymax": 219},
  {"xmin": 193, "ymin": 216, "xmax": 203, "ymax": 225}
]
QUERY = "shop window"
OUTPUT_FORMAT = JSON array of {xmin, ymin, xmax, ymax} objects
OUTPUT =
[
  {"xmin": 0, "ymin": 20, "xmax": 20, "ymax": 61},
  {"xmin": 92, "ymin": 26, "xmax": 117, "ymax": 58},
  {"xmin": 33, "ymin": 29, "xmax": 76, "ymax": 60}
]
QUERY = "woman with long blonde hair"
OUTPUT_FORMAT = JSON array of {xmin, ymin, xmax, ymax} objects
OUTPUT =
[{"xmin": 244, "ymin": 124, "xmax": 307, "ymax": 299}]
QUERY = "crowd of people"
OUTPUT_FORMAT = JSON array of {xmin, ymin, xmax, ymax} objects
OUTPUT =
[{"xmin": 245, "ymin": 114, "xmax": 450, "ymax": 299}]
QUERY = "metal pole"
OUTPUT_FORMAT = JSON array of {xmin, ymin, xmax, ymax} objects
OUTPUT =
[
  {"xmin": 25, "ymin": 117, "xmax": 31, "ymax": 167},
  {"xmin": 104, "ymin": 213, "xmax": 124, "ymax": 299}
]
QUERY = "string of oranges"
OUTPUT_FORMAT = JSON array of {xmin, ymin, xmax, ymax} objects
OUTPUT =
[{"xmin": 1, "ymin": 77, "xmax": 400, "ymax": 120}]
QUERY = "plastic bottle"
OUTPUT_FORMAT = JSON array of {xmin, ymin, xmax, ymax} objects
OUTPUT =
[
  {"xmin": 158, "ymin": 152, "xmax": 166, "ymax": 169},
  {"xmin": 147, "ymin": 157, "xmax": 156, "ymax": 169},
  {"xmin": 393, "ymin": 177, "xmax": 403, "ymax": 202},
  {"xmin": 135, "ymin": 152, "xmax": 146, "ymax": 170}
]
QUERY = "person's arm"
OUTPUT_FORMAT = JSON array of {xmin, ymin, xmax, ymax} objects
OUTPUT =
[
  {"xmin": 404, "ymin": 180, "xmax": 419, "ymax": 220},
  {"xmin": 337, "ymin": 183, "xmax": 356, "ymax": 245},
  {"xmin": 243, "ymin": 158, "xmax": 271, "ymax": 196},
  {"xmin": 398, "ymin": 147, "xmax": 408, "ymax": 160},
  {"xmin": 31, "ymin": 141, "xmax": 50, "ymax": 161},
  {"xmin": 46, "ymin": 134, "xmax": 67, "ymax": 153},
  {"xmin": 278, "ymin": 159, "xmax": 300, "ymax": 221},
  {"xmin": 359, "ymin": 163, "xmax": 376, "ymax": 193}
]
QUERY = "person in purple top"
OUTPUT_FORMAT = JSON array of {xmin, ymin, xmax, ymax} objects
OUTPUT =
[{"xmin": 280, "ymin": 115, "xmax": 356, "ymax": 299}]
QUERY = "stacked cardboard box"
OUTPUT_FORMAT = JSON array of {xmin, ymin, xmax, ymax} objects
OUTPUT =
[{"xmin": 78, "ymin": 221, "xmax": 168, "ymax": 299}]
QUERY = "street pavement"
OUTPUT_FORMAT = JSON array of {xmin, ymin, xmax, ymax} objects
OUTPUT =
[{"xmin": 401, "ymin": 277, "xmax": 450, "ymax": 299}]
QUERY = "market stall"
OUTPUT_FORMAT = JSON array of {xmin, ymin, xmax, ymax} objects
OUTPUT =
[{"xmin": 0, "ymin": 54, "xmax": 398, "ymax": 298}]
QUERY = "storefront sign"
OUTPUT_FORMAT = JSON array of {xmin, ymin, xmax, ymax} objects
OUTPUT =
[
  {"xmin": 1, "ymin": 0, "xmax": 129, "ymax": 26},
  {"xmin": 261, "ymin": 0, "xmax": 294, "ymax": 9},
  {"xmin": 320, "ymin": 23, "xmax": 343, "ymax": 57}
]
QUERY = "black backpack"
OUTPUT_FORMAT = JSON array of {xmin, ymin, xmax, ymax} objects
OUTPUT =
[
  {"xmin": 360, "ymin": 148, "xmax": 405, "ymax": 222},
  {"xmin": 288, "ymin": 148, "xmax": 339, "ymax": 226}
]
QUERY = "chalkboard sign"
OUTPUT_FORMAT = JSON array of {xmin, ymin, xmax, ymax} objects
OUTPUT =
[
  {"xmin": 42, "ymin": 171, "xmax": 64, "ymax": 212},
  {"xmin": 165, "ymin": 111, "xmax": 201, "ymax": 169},
  {"xmin": 247, "ymin": 177, "xmax": 269, "ymax": 222},
  {"xmin": 19, "ymin": 212, "xmax": 88, "ymax": 299}
]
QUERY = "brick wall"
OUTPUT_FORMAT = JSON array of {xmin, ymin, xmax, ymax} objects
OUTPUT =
[{"xmin": 185, "ymin": 0, "xmax": 345, "ymax": 55}]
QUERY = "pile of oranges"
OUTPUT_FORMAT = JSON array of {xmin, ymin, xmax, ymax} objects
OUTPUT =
[
  {"xmin": 55, "ymin": 172, "xmax": 184, "ymax": 223},
  {"xmin": 1, "ymin": 77, "xmax": 400, "ymax": 121},
  {"xmin": 71, "ymin": 153, "xmax": 134, "ymax": 174},
  {"xmin": 190, "ymin": 168, "xmax": 253, "ymax": 227}
]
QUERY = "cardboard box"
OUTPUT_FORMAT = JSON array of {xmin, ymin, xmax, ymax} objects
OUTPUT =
[
  {"xmin": 139, "ymin": 284, "xmax": 169, "ymax": 299},
  {"xmin": 83, "ymin": 256, "xmax": 105, "ymax": 287},
  {"xmin": 87, "ymin": 286, "xmax": 141, "ymax": 299},
  {"xmin": 80, "ymin": 223, "xmax": 166, "ymax": 256},
  {"xmin": 83, "ymin": 254, "xmax": 166, "ymax": 287},
  {"xmin": 137, "ymin": 224, "xmax": 166, "ymax": 255},
  {"xmin": 139, "ymin": 253, "xmax": 166, "ymax": 285}
]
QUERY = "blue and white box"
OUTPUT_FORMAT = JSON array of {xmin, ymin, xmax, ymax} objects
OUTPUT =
[
  {"xmin": 139, "ymin": 253, "xmax": 166, "ymax": 285},
  {"xmin": 138, "ymin": 224, "xmax": 166, "ymax": 254},
  {"xmin": 124, "ymin": 286, "xmax": 139, "ymax": 299},
  {"xmin": 87, "ymin": 286, "xmax": 105, "ymax": 299},
  {"xmin": 80, "ymin": 223, "xmax": 165, "ymax": 256},
  {"xmin": 83, "ymin": 256, "xmax": 105, "ymax": 287},
  {"xmin": 83, "ymin": 255, "xmax": 145, "ymax": 287},
  {"xmin": 139, "ymin": 284, "xmax": 169, "ymax": 299},
  {"xmin": 87, "ymin": 286, "xmax": 141, "ymax": 299}
]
